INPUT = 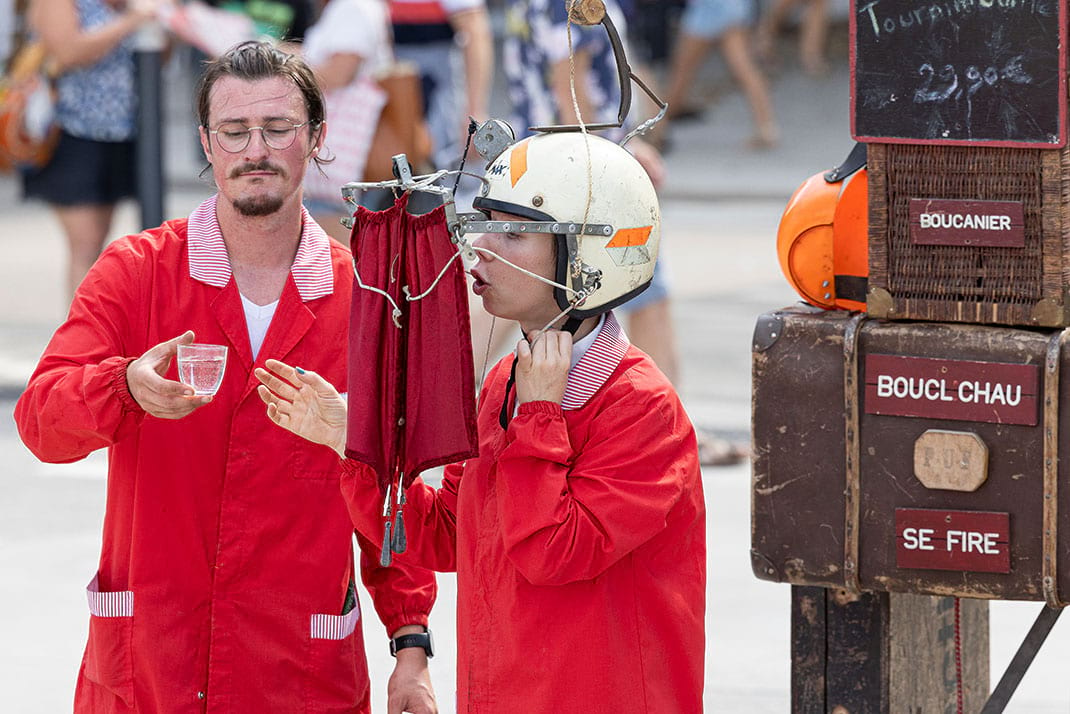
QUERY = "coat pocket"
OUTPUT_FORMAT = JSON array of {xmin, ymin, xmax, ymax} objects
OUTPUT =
[
  {"xmin": 305, "ymin": 583, "xmax": 368, "ymax": 713},
  {"xmin": 83, "ymin": 575, "xmax": 135, "ymax": 707}
]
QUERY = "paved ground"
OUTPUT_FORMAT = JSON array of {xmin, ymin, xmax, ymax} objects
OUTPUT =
[{"xmin": 2, "ymin": 24, "xmax": 1070, "ymax": 713}]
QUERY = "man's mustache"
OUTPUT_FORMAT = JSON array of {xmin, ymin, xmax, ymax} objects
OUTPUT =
[{"xmin": 230, "ymin": 161, "xmax": 285, "ymax": 179}]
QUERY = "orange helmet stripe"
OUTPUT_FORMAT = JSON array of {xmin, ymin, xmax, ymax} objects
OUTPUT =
[
  {"xmin": 510, "ymin": 141, "xmax": 529, "ymax": 187},
  {"xmin": 606, "ymin": 226, "xmax": 653, "ymax": 248}
]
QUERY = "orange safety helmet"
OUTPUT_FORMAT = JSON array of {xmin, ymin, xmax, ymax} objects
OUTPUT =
[{"xmin": 776, "ymin": 148, "xmax": 868, "ymax": 311}]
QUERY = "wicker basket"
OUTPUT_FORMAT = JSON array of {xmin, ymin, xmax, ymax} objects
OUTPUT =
[{"xmin": 867, "ymin": 143, "xmax": 1070, "ymax": 327}]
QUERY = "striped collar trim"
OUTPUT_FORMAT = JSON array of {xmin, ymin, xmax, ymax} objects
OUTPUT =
[
  {"xmin": 561, "ymin": 311, "xmax": 630, "ymax": 410},
  {"xmin": 187, "ymin": 195, "xmax": 334, "ymax": 301}
]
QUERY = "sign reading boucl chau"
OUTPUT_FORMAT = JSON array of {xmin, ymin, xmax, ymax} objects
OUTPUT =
[{"xmin": 864, "ymin": 354, "xmax": 1040, "ymax": 425}]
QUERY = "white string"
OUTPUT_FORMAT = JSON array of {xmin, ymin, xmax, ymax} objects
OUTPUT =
[
  {"xmin": 352, "ymin": 258, "xmax": 404, "ymax": 328},
  {"xmin": 403, "ymin": 250, "xmax": 464, "ymax": 302},
  {"xmin": 469, "ymin": 245, "xmax": 580, "ymax": 294},
  {"xmin": 354, "ymin": 243, "xmax": 582, "ymax": 328}
]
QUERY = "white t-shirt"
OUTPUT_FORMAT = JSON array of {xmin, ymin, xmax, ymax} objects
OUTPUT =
[
  {"xmin": 240, "ymin": 293, "xmax": 280, "ymax": 359},
  {"xmin": 303, "ymin": 0, "xmax": 392, "ymax": 78}
]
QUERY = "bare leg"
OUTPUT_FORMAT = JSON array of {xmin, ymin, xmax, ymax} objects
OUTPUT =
[
  {"xmin": 755, "ymin": 0, "xmax": 799, "ymax": 63},
  {"xmin": 624, "ymin": 298, "xmax": 680, "ymax": 387},
  {"xmin": 800, "ymin": 0, "xmax": 829, "ymax": 76},
  {"xmin": 719, "ymin": 26, "xmax": 779, "ymax": 148},
  {"xmin": 664, "ymin": 33, "xmax": 716, "ymax": 119},
  {"xmin": 55, "ymin": 204, "xmax": 115, "ymax": 303}
]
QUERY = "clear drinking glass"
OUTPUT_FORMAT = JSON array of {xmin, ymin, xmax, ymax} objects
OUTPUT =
[{"xmin": 177, "ymin": 343, "xmax": 228, "ymax": 396}]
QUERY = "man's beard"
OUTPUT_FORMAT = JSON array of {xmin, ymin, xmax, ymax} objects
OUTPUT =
[
  {"xmin": 230, "ymin": 160, "xmax": 286, "ymax": 216},
  {"xmin": 232, "ymin": 193, "xmax": 284, "ymax": 217}
]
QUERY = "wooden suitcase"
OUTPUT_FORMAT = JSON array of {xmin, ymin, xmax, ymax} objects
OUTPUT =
[{"xmin": 752, "ymin": 304, "xmax": 1070, "ymax": 605}]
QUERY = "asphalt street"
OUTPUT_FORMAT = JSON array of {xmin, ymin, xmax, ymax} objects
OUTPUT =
[{"xmin": 2, "ymin": 34, "xmax": 1070, "ymax": 714}]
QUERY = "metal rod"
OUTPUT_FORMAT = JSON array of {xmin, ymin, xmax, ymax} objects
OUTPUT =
[{"xmin": 979, "ymin": 605, "xmax": 1063, "ymax": 714}]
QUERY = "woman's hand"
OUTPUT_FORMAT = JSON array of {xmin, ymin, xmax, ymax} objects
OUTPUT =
[
  {"xmin": 255, "ymin": 359, "xmax": 348, "ymax": 457},
  {"xmin": 514, "ymin": 330, "xmax": 572, "ymax": 406}
]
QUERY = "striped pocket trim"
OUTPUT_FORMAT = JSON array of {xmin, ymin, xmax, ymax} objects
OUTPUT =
[
  {"xmin": 86, "ymin": 575, "xmax": 133, "ymax": 618},
  {"xmin": 310, "ymin": 606, "xmax": 360, "ymax": 640}
]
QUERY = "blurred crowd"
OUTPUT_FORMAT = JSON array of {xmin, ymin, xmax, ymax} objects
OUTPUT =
[{"xmin": 0, "ymin": 0, "xmax": 845, "ymax": 465}]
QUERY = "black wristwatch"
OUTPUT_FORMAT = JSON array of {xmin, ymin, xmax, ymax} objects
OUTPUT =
[{"xmin": 390, "ymin": 628, "xmax": 434, "ymax": 658}]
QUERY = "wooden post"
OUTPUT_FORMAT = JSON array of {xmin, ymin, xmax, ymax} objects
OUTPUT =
[{"xmin": 792, "ymin": 586, "xmax": 989, "ymax": 713}]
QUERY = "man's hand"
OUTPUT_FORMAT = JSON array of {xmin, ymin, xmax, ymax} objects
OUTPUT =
[
  {"xmin": 387, "ymin": 647, "xmax": 437, "ymax": 714},
  {"xmin": 514, "ymin": 329, "xmax": 572, "ymax": 406},
  {"xmin": 255, "ymin": 359, "xmax": 348, "ymax": 456},
  {"xmin": 126, "ymin": 330, "xmax": 212, "ymax": 419}
]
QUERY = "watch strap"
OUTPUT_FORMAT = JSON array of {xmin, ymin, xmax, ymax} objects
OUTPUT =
[{"xmin": 390, "ymin": 630, "xmax": 434, "ymax": 658}]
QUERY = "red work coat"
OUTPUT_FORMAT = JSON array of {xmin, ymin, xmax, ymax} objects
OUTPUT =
[
  {"xmin": 342, "ymin": 313, "xmax": 706, "ymax": 713},
  {"xmin": 15, "ymin": 198, "xmax": 435, "ymax": 713}
]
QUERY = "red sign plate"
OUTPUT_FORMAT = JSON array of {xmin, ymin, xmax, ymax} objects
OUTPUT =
[
  {"xmin": 865, "ymin": 355, "xmax": 1039, "ymax": 425},
  {"xmin": 909, "ymin": 198, "xmax": 1025, "ymax": 247},
  {"xmin": 896, "ymin": 508, "xmax": 1010, "ymax": 573}
]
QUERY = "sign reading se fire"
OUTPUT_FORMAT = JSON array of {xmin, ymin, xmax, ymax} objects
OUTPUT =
[
  {"xmin": 896, "ymin": 508, "xmax": 1010, "ymax": 573},
  {"xmin": 865, "ymin": 354, "xmax": 1039, "ymax": 425}
]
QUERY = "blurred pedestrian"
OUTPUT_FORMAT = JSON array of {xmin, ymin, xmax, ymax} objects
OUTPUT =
[
  {"xmin": 493, "ymin": 0, "xmax": 681, "ymax": 382},
  {"xmin": 14, "ymin": 41, "xmax": 438, "ymax": 714},
  {"xmin": 20, "ymin": 0, "xmax": 159, "ymax": 302},
  {"xmin": 299, "ymin": 0, "xmax": 393, "ymax": 240},
  {"xmin": 390, "ymin": 0, "xmax": 491, "ymax": 171},
  {"xmin": 663, "ymin": 0, "xmax": 779, "ymax": 149},
  {"xmin": 756, "ymin": 0, "xmax": 829, "ymax": 76},
  {"xmin": 257, "ymin": 129, "xmax": 707, "ymax": 713}
]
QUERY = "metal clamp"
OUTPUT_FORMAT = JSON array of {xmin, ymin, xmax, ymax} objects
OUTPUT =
[{"xmin": 456, "ymin": 214, "xmax": 613, "ymax": 238}]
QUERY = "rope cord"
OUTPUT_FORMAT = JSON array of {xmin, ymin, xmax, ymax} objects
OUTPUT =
[
  {"xmin": 565, "ymin": 2, "xmax": 595, "ymax": 238},
  {"xmin": 954, "ymin": 597, "xmax": 964, "ymax": 714},
  {"xmin": 478, "ymin": 315, "xmax": 496, "ymax": 388}
]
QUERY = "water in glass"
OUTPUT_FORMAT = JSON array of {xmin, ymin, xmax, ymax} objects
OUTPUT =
[{"xmin": 177, "ymin": 344, "xmax": 227, "ymax": 396}]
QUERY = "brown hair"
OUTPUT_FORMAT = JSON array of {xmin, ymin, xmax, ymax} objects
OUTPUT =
[{"xmin": 196, "ymin": 41, "xmax": 326, "ymax": 166}]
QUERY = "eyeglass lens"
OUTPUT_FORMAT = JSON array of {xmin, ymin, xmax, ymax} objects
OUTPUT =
[{"xmin": 213, "ymin": 121, "xmax": 304, "ymax": 152}]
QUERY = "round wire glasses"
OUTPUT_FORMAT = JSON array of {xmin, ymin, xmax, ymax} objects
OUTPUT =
[{"xmin": 207, "ymin": 120, "xmax": 317, "ymax": 153}]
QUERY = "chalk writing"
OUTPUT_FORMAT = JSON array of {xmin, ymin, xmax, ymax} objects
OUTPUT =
[{"xmin": 852, "ymin": 0, "xmax": 1063, "ymax": 145}]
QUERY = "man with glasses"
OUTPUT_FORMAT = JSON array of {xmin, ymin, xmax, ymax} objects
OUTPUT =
[{"xmin": 14, "ymin": 41, "xmax": 438, "ymax": 713}]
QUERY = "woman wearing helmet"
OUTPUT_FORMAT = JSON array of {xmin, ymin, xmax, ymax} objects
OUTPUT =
[{"xmin": 256, "ymin": 130, "xmax": 706, "ymax": 713}]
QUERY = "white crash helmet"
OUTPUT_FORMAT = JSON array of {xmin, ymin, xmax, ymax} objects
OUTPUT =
[{"xmin": 472, "ymin": 131, "xmax": 660, "ymax": 319}]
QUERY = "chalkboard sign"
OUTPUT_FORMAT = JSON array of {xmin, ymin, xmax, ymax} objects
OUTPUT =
[{"xmin": 851, "ymin": 0, "xmax": 1067, "ymax": 147}]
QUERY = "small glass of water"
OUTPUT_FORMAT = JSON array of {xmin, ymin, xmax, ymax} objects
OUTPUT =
[{"xmin": 177, "ymin": 343, "xmax": 228, "ymax": 396}]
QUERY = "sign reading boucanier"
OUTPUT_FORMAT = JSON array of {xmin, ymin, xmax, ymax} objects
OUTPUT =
[
  {"xmin": 909, "ymin": 198, "xmax": 1025, "ymax": 247},
  {"xmin": 865, "ymin": 354, "xmax": 1039, "ymax": 425},
  {"xmin": 896, "ymin": 508, "xmax": 1010, "ymax": 573}
]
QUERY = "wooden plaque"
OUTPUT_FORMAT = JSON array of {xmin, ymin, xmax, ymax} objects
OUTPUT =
[
  {"xmin": 895, "ymin": 508, "xmax": 1010, "ymax": 573},
  {"xmin": 908, "ymin": 198, "xmax": 1025, "ymax": 247},
  {"xmin": 864, "ymin": 354, "xmax": 1040, "ymax": 425},
  {"xmin": 913, "ymin": 430, "xmax": 988, "ymax": 492}
]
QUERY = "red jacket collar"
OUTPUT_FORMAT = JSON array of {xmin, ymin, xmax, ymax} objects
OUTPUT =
[
  {"xmin": 562, "ymin": 311, "xmax": 630, "ymax": 410},
  {"xmin": 186, "ymin": 195, "xmax": 334, "ymax": 301}
]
